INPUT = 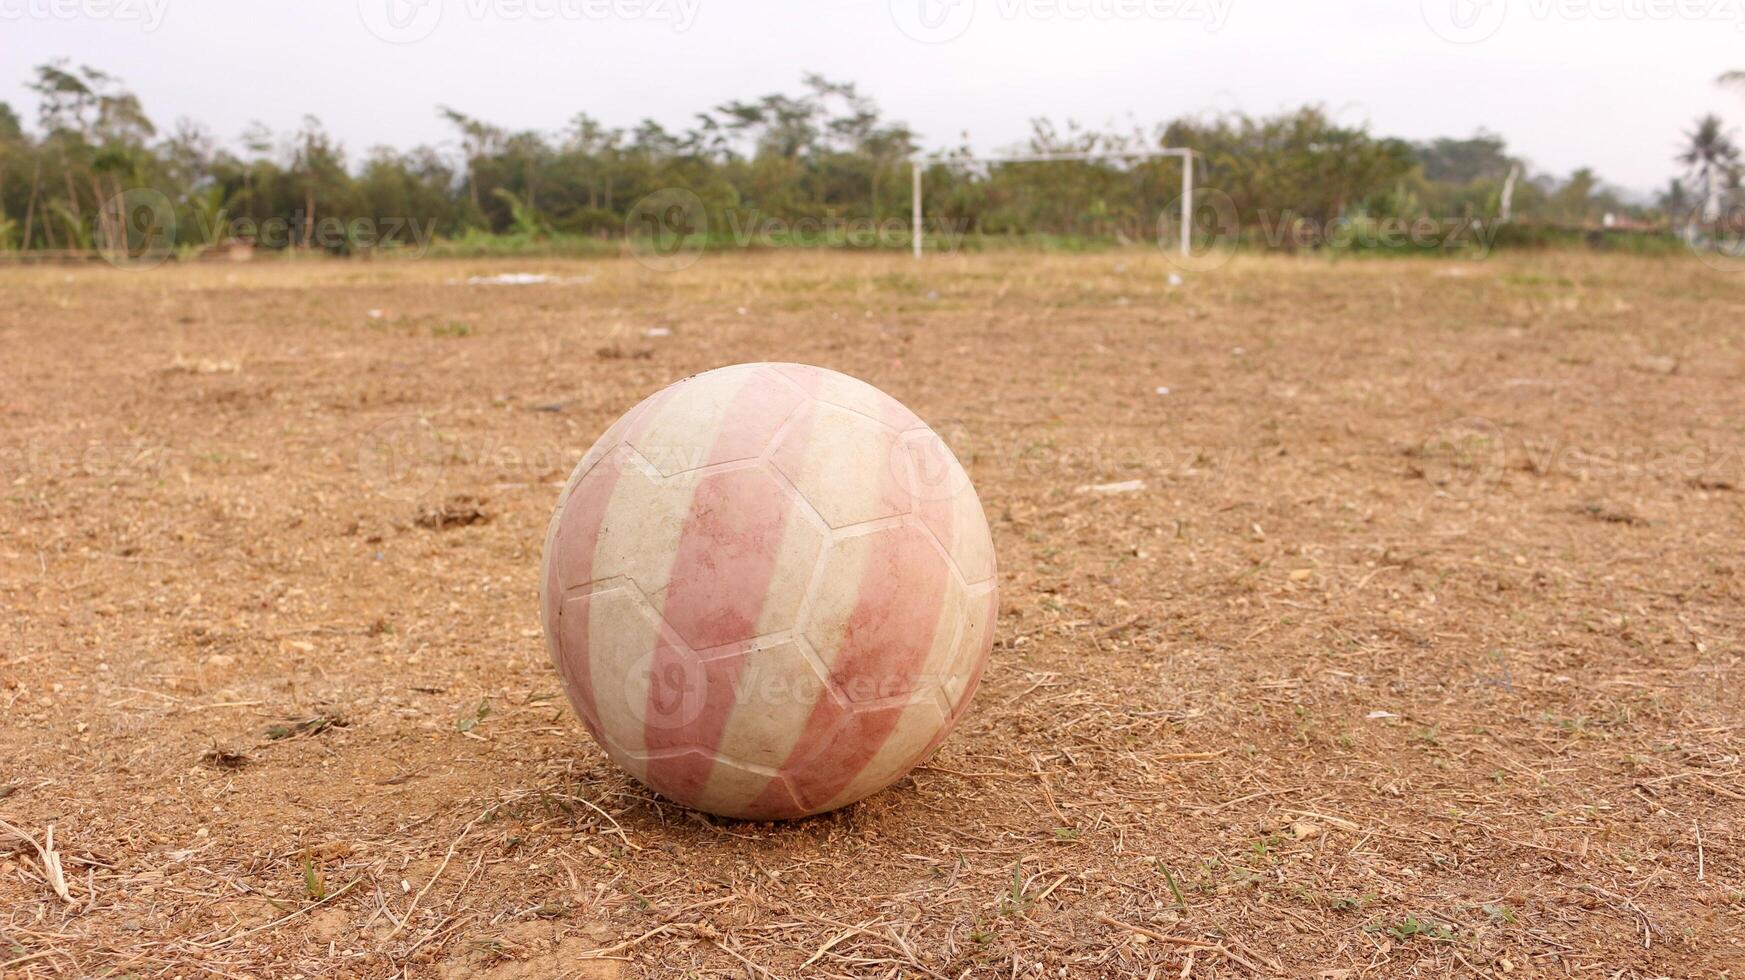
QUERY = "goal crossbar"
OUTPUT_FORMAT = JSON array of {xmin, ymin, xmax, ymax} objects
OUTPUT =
[{"xmin": 910, "ymin": 149, "xmax": 1196, "ymax": 258}]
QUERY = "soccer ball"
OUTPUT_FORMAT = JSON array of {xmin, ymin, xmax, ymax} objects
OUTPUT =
[{"xmin": 540, "ymin": 363, "xmax": 997, "ymax": 820}]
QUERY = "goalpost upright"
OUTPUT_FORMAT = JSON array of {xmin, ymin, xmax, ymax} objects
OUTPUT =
[{"xmin": 910, "ymin": 149, "xmax": 1197, "ymax": 259}]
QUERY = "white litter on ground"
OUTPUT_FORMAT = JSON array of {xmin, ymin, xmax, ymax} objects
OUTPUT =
[
  {"xmin": 456, "ymin": 273, "xmax": 594, "ymax": 286},
  {"xmin": 1076, "ymin": 480, "xmax": 1146, "ymax": 495},
  {"xmin": 1167, "ymin": 273, "xmax": 1184, "ymax": 287},
  {"xmin": 645, "ymin": 327, "xmax": 672, "ymax": 338},
  {"xmin": 1155, "ymin": 386, "xmax": 1171, "ymax": 396}
]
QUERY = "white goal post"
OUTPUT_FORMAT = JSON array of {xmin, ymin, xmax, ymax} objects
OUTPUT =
[{"xmin": 910, "ymin": 149, "xmax": 1197, "ymax": 259}]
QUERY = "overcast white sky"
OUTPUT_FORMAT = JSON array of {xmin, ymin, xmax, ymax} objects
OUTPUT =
[{"xmin": 1, "ymin": 0, "xmax": 1738, "ymax": 194}]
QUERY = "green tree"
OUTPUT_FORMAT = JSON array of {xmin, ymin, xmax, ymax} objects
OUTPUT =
[
  {"xmin": 289, "ymin": 116, "xmax": 351, "ymax": 247},
  {"xmin": 1414, "ymin": 132, "xmax": 1513, "ymax": 184},
  {"xmin": 1550, "ymin": 168, "xmax": 1599, "ymax": 224},
  {"xmin": 0, "ymin": 62, "xmax": 1682, "ymax": 257},
  {"xmin": 1163, "ymin": 107, "xmax": 1415, "ymax": 235},
  {"xmin": 26, "ymin": 61, "xmax": 158, "ymax": 249},
  {"xmin": 0, "ymin": 102, "xmax": 21, "ymax": 245},
  {"xmin": 437, "ymin": 105, "xmax": 504, "ymax": 221}
]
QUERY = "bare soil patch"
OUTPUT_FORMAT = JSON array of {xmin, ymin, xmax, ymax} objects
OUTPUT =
[{"xmin": 2, "ymin": 251, "xmax": 1743, "ymax": 976}]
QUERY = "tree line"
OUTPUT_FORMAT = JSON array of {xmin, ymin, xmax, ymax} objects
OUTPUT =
[{"xmin": 0, "ymin": 61, "xmax": 1735, "ymax": 257}]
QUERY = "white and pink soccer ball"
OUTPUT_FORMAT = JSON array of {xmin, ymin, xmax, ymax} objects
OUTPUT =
[{"xmin": 540, "ymin": 363, "xmax": 997, "ymax": 820}]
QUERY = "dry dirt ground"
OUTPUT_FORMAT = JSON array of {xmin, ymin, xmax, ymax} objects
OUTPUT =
[{"xmin": 2, "ymin": 249, "xmax": 1744, "ymax": 979}]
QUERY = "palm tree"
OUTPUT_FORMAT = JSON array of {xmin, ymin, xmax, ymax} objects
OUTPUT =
[{"xmin": 1679, "ymin": 115, "xmax": 1740, "ymax": 228}]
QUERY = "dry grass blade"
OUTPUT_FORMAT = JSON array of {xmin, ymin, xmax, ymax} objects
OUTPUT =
[
  {"xmin": 1213, "ymin": 942, "xmax": 1269, "ymax": 974},
  {"xmin": 0, "ymin": 949, "xmax": 61, "ymax": 972},
  {"xmin": 799, "ymin": 927, "xmax": 857, "ymax": 969},
  {"xmin": 547, "ymin": 791, "xmax": 642, "ymax": 852},
  {"xmin": 576, "ymin": 924, "xmax": 675, "ymax": 958},
  {"xmin": 0, "ymin": 817, "xmax": 74, "ymax": 904},
  {"xmin": 1281, "ymin": 808, "xmax": 1361, "ymax": 832},
  {"xmin": 192, "ymin": 878, "xmax": 362, "ymax": 948},
  {"xmin": 1093, "ymin": 913, "xmax": 1214, "ymax": 949},
  {"xmin": 381, "ymin": 811, "xmax": 487, "ymax": 945}
]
